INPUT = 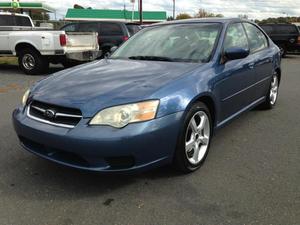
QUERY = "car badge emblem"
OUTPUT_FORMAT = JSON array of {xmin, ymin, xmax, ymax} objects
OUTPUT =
[{"xmin": 44, "ymin": 109, "xmax": 56, "ymax": 119}]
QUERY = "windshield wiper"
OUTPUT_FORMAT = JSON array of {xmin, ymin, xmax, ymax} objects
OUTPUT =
[{"xmin": 128, "ymin": 56, "xmax": 175, "ymax": 62}]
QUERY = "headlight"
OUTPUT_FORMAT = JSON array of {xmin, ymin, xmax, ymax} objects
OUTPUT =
[
  {"xmin": 89, "ymin": 100, "xmax": 160, "ymax": 128},
  {"xmin": 22, "ymin": 89, "xmax": 30, "ymax": 106}
]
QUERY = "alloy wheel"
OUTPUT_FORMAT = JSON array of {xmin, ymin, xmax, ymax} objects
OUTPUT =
[
  {"xmin": 185, "ymin": 111, "xmax": 210, "ymax": 165},
  {"xmin": 270, "ymin": 75, "xmax": 279, "ymax": 105}
]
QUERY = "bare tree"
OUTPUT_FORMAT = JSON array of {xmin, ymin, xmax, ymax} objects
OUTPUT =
[{"xmin": 176, "ymin": 13, "xmax": 192, "ymax": 20}]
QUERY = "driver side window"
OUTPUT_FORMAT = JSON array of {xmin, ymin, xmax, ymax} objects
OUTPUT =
[{"xmin": 224, "ymin": 23, "xmax": 248, "ymax": 51}]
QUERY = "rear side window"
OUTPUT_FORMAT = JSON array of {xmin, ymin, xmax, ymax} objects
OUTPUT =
[
  {"xmin": 276, "ymin": 25, "xmax": 299, "ymax": 34},
  {"xmin": 224, "ymin": 23, "xmax": 248, "ymax": 50},
  {"xmin": 78, "ymin": 23, "xmax": 99, "ymax": 32},
  {"xmin": 126, "ymin": 24, "xmax": 141, "ymax": 36},
  {"xmin": 243, "ymin": 23, "xmax": 268, "ymax": 52},
  {"xmin": 100, "ymin": 23, "xmax": 123, "ymax": 36},
  {"xmin": 0, "ymin": 15, "xmax": 15, "ymax": 26},
  {"xmin": 15, "ymin": 16, "xmax": 31, "ymax": 26}
]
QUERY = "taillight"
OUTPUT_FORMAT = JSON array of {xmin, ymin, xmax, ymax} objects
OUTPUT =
[
  {"xmin": 298, "ymin": 36, "xmax": 300, "ymax": 44},
  {"xmin": 60, "ymin": 34, "xmax": 67, "ymax": 46},
  {"xmin": 122, "ymin": 36, "xmax": 129, "ymax": 41}
]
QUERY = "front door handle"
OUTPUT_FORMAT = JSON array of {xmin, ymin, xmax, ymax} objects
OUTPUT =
[{"xmin": 248, "ymin": 62, "xmax": 255, "ymax": 69}]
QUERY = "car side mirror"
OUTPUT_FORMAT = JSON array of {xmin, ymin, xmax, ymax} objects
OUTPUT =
[
  {"xmin": 110, "ymin": 46, "xmax": 118, "ymax": 53},
  {"xmin": 223, "ymin": 47, "xmax": 250, "ymax": 63}
]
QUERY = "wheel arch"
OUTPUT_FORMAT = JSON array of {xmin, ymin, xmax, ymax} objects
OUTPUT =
[
  {"xmin": 275, "ymin": 67, "xmax": 281, "ymax": 84},
  {"xmin": 186, "ymin": 93, "xmax": 217, "ymax": 129},
  {"xmin": 15, "ymin": 42, "xmax": 40, "ymax": 56}
]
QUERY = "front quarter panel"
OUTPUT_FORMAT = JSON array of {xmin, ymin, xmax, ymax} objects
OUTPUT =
[{"xmin": 151, "ymin": 63, "xmax": 217, "ymax": 118}]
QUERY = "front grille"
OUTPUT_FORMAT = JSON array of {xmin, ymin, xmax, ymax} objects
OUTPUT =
[{"xmin": 27, "ymin": 100, "xmax": 82, "ymax": 128}]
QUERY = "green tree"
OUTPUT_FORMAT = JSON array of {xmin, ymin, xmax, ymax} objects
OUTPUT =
[
  {"xmin": 74, "ymin": 4, "xmax": 84, "ymax": 9},
  {"xmin": 31, "ymin": 12, "xmax": 50, "ymax": 21}
]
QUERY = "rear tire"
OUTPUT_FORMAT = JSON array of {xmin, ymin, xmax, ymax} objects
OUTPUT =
[
  {"xmin": 279, "ymin": 45, "xmax": 287, "ymax": 58},
  {"xmin": 260, "ymin": 73, "xmax": 279, "ymax": 110},
  {"xmin": 18, "ymin": 48, "xmax": 49, "ymax": 75},
  {"xmin": 173, "ymin": 102, "xmax": 212, "ymax": 173}
]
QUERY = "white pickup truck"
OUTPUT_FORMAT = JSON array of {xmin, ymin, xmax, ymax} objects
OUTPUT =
[{"xmin": 0, "ymin": 12, "xmax": 100, "ymax": 74}]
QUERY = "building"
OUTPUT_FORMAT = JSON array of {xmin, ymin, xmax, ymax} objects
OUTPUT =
[
  {"xmin": 65, "ymin": 8, "xmax": 167, "ymax": 24},
  {"xmin": 0, "ymin": 1, "xmax": 54, "ymax": 15}
]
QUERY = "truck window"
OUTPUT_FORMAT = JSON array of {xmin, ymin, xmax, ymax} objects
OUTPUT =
[
  {"xmin": 63, "ymin": 24, "xmax": 77, "ymax": 32},
  {"xmin": 126, "ymin": 24, "xmax": 141, "ymax": 36},
  {"xmin": 78, "ymin": 23, "xmax": 98, "ymax": 32},
  {"xmin": 100, "ymin": 23, "xmax": 123, "ymax": 36},
  {"xmin": 260, "ymin": 25, "xmax": 274, "ymax": 35},
  {"xmin": 0, "ymin": 15, "xmax": 15, "ymax": 26},
  {"xmin": 15, "ymin": 16, "xmax": 32, "ymax": 27},
  {"xmin": 276, "ymin": 25, "xmax": 299, "ymax": 34}
]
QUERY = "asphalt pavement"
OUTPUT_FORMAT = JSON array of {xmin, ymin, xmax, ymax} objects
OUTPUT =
[{"xmin": 0, "ymin": 58, "xmax": 299, "ymax": 225}]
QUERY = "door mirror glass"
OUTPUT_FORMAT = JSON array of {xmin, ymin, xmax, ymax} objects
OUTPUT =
[{"xmin": 225, "ymin": 47, "xmax": 250, "ymax": 61}]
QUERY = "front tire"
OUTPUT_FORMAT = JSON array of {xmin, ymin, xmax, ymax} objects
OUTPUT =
[
  {"xmin": 173, "ymin": 102, "xmax": 212, "ymax": 173},
  {"xmin": 18, "ymin": 48, "xmax": 49, "ymax": 75}
]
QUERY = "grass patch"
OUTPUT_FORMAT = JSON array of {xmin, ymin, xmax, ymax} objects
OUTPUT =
[{"xmin": 0, "ymin": 57, "xmax": 18, "ymax": 65}]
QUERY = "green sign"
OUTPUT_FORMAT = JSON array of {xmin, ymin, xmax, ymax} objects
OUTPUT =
[{"xmin": 11, "ymin": 0, "xmax": 20, "ymax": 9}]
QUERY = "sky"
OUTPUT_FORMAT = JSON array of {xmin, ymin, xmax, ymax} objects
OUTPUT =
[{"xmin": 2, "ymin": 0, "xmax": 300, "ymax": 20}]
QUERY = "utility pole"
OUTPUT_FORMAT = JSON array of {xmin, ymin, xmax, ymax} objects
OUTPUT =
[
  {"xmin": 173, "ymin": 0, "xmax": 175, "ymax": 20},
  {"xmin": 139, "ymin": 0, "xmax": 143, "ymax": 25}
]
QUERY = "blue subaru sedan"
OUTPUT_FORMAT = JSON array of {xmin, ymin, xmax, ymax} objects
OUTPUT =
[{"xmin": 13, "ymin": 18, "xmax": 281, "ymax": 173}]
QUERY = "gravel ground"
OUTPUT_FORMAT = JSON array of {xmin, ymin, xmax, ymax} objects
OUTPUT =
[{"xmin": 0, "ymin": 57, "xmax": 299, "ymax": 225}]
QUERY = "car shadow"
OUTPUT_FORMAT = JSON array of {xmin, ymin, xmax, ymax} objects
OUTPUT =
[{"xmin": 4, "ymin": 147, "xmax": 186, "ymax": 201}]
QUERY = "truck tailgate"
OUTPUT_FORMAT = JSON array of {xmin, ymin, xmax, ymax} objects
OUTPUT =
[{"xmin": 66, "ymin": 32, "xmax": 98, "ymax": 52}]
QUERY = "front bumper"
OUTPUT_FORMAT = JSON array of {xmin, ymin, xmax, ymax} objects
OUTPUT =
[
  {"xmin": 13, "ymin": 107, "xmax": 184, "ymax": 172},
  {"xmin": 66, "ymin": 50, "xmax": 102, "ymax": 62}
]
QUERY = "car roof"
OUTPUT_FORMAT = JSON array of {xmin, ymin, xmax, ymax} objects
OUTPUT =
[{"xmin": 150, "ymin": 18, "xmax": 250, "ymax": 27}]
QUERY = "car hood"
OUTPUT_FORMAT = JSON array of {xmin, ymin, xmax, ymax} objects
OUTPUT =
[{"xmin": 32, "ymin": 59, "xmax": 200, "ymax": 117}]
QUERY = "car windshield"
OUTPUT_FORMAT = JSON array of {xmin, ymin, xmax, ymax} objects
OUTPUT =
[{"xmin": 111, "ymin": 23, "xmax": 221, "ymax": 63}]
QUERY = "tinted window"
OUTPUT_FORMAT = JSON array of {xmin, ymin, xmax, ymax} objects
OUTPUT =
[
  {"xmin": 63, "ymin": 24, "xmax": 77, "ymax": 32},
  {"xmin": 100, "ymin": 23, "xmax": 123, "ymax": 36},
  {"xmin": 243, "ymin": 23, "xmax": 268, "ymax": 52},
  {"xmin": 112, "ymin": 23, "xmax": 221, "ymax": 63},
  {"xmin": 260, "ymin": 25, "xmax": 274, "ymax": 35},
  {"xmin": 276, "ymin": 25, "xmax": 298, "ymax": 34},
  {"xmin": 224, "ymin": 23, "xmax": 248, "ymax": 50},
  {"xmin": 78, "ymin": 23, "xmax": 99, "ymax": 32},
  {"xmin": 126, "ymin": 24, "xmax": 141, "ymax": 36},
  {"xmin": 0, "ymin": 15, "xmax": 15, "ymax": 26},
  {"xmin": 15, "ymin": 16, "xmax": 31, "ymax": 26}
]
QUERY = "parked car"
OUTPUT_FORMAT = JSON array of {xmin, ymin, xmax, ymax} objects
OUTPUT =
[
  {"xmin": 260, "ymin": 23, "xmax": 300, "ymax": 57},
  {"xmin": 13, "ymin": 18, "xmax": 281, "ymax": 173},
  {"xmin": 61, "ymin": 21, "xmax": 141, "ymax": 56},
  {"xmin": 0, "ymin": 12, "xmax": 100, "ymax": 74}
]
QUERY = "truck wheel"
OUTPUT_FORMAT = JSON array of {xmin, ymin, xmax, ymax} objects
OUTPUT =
[{"xmin": 18, "ymin": 48, "xmax": 49, "ymax": 75}]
